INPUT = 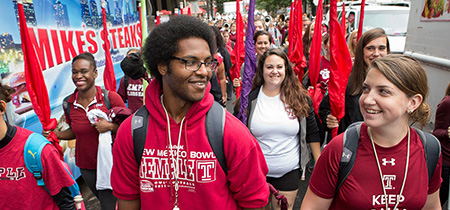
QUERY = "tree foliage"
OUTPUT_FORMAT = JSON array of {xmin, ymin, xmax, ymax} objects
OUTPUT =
[{"xmin": 255, "ymin": 0, "xmax": 290, "ymax": 15}]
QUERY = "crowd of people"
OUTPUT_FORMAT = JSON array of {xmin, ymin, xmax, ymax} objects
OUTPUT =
[{"xmin": 1, "ymin": 8, "xmax": 449, "ymax": 210}]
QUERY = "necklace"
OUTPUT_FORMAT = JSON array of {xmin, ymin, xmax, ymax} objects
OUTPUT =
[
  {"xmin": 161, "ymin": 95, "xmax": 185, "ymax": 210},
  {"xmin": 368, "ymin": 127, "xmax": 410, "ymax": 210}
]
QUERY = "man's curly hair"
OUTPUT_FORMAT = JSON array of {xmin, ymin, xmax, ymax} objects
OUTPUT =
[{"xmin": 143, "ymin": 15, "xmax": 216, "ymax": 84}]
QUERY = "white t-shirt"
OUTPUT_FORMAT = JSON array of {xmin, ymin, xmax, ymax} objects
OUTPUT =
[{"xmin": 249, "ymin": 87, "xmax": 300, "ymax": 178}]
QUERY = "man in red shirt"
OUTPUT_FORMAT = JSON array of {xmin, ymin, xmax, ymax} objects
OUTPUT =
[{"xmin": 111, "ymin": 15, "xmax": 269, "ymax": 210}]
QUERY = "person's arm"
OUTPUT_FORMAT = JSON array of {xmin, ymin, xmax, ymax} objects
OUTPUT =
[
  {"xmin": 93, "ymin": 118, "xmax": 120, "ymax": 134},
  {"xmin": 326, "ymin": 115, "xmax": 339, "ymax": 129},
  {"xmin": 118, "ymin": 198, "xmax": 140, "ymax": 210},
  {"xmin": 52, "ymin": 187, "xmax": 76, "ymax": 210},
  {"xmin": 421, "ymin": 191, "xmax": 441, "ymax": 210},
  {"xmin": 309, "ymin": 142, "xmax": 321, "ymax": 162},
  {"xmin": 217, "ymin": 62, "xmax": 227, "ymax": 105},
  {"xmin": 301, "ymin": 187, "xmax": 333, "ymax": 210},
  {"xmin": 42, "ymin": 128, "xmax": 76, "ymax": 140}
]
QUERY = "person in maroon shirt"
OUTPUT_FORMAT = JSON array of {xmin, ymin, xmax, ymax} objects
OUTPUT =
[
  {"xmin": 302, "ymin": 55, "xmax": 442, "ymax": 209},
  {"xmin": 44, "ymin": 52, "xmax": 126, "ymax": 210},
  {"xmin": 0, "ymin": 83, "xmax": 77, "ymax": 210},
  {"xmin": 434, "ymin": 82, "xmax": 450, "ymax": 205}
]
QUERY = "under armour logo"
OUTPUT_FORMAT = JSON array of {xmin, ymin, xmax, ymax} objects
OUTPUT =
[
  {"xmin": 28, "ymin": 150, "xmax": 37, "ymax": 159},
  {"xmin": 382, "ymin": 158, "xmax": 395, "ymax": 166},
  {"xmin": 134, "ymin": 118, "xmax": 142, "ymax": 124},
  {"xmin": 342, "ymin": 152, "xmax": 351, "ymax": 159}
]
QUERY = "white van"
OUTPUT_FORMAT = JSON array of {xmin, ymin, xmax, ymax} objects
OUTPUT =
[{"xmin": 327, "ymin": 3, "xmax": 410, "ymax": 53}]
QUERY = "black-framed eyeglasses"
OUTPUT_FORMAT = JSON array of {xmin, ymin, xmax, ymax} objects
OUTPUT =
[{"xmin": 171, "ymin": 56, "xmax": 218, "ymax": 72}]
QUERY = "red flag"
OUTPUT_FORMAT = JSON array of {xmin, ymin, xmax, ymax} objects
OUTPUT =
[
  {"xmin": 18, "ymin": 1, "xmax": 62, "ymax": 159},
  {"xmin": 288, "ymin": 0, "xmax": 306, "ymax": 81},
  {"xmin": 329, "ymin": 0, "xmax": 353, "ymax": 137},
  {"xmin": 188, "ymin": 7, "xmax": 192, "ymax": 16},
  {"xmin": 308, "ymin": 0, "xmax": 323, "ymax": 89},
  {"xmin": 288, "ymin": 0, "xmax": 295, "ymax": 54},
  {"xmin": 357, "ymin": 0, "xmax": 366, "ymax": 40},
  {"xmin": 341, "ymin": 4, "xmax": 346, "ymax": 36},
  {"xmin": 306, "ymin": 0, "xmax": 324, "ymax": 116},
  {"xmin": 230, "ymin": 0, "xmax": 245, "ymax": 98},
  {"xmin": 101, "ymin": 1, "xmax": 116, "ymax": 92}
]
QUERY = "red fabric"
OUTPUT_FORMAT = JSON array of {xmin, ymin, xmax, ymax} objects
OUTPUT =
[
  {"xmin": 357, "ymin": 0, "xmax": 366, "ymax": 41},
  {"xmin": 288, "ymin": 0, "xmax": 306, "ymax": 81},
  {"xmin": 329, "ymin": 0, "xmax": 353, "ymax": 137},
  {"xmin": 341, "ymin": 4, "xmax": 346, "ymax": 36},
  {"xmin": 111, "ymin": 80, "xmax": 270, "ymax": 209},
  {"xmin": 65, "ymin": 86, "xmax": 126, "ymax": 169},
  {"xmin": 188, "ymin": 7, "xmax": 192, "ymax": 16},
  {"xmin": 102, "ymin": 6, "xmax": 116, "ymax": 92},
  {"xmin": 309, "ymin": 124, "xmax": 442, "ymax": 208},
  {"xmin": 0, "ymin": 127, "xmax": 76, "ymax": 209},
  {"xmin": 288, "ymin": 0, "xmax": 295, "ymax": 54},
  {"xmin": 18, "ymin": 2, "xmax": 62, "ymax": 159},
  {"xmin": 230, "ymin": 0, "xmax": 245, "ymax": 98},
  {"xmin": 308, "ymin": 0, "xmax": 324, "ymax": 89},
  {"xmin": 268, "ymin": 183, "xmax": 288, "ymax": 210}
]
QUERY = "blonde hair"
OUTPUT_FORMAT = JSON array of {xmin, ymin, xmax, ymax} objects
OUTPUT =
[
  {"xmin": 370, "ymin": 55, "xmax": 430, "ymax": 127},
  {"xmin": 348, "ymin": 30, "xmax": 358, "ymax": 57}
]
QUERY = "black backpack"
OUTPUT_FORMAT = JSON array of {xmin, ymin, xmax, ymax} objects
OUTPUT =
[
  {"xmin": 336, "ymin": 122, "xmax": 441, "ymax": 194},
  {"xmin": 131, "ymin": 101, "xmax": 228, "ymax": 174}
]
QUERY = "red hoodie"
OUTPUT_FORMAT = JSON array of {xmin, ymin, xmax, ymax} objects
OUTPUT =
[{"xmin": 112, "ymin": 79, "xmax": 269, "ymax": 209}]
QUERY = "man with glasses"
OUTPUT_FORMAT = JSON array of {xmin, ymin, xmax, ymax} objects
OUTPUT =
[{"xmin": 111, "ymin": 15, "xmax": 269, "ymax": 210}]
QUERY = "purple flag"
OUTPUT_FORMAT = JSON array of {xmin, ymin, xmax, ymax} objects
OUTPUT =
[{"xmin": 236, "ymin": 0, "xmax": 256, "ymax": 124}]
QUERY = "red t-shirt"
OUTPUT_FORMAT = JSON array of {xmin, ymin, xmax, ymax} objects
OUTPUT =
[
  {"xmin": 111, "ymin": 80, "xmax": 269, "ymax": 209},
  {"xmin": 309, "ymin": 123, "xmax": 442, "ymax": 209},
  {"xmin": 0, "ymin": 127, "xmax": 75, "ymax": 209},
  {"xmin": 65, "ymin": 86, "xmax": 126, "ymax": 169},
  {"xmin": 117, "ymin": 76, "xmax": 144, "ymax": 113}
]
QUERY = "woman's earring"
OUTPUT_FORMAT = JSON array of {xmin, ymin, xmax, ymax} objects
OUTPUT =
[{"xmin": 408, "ymin": 110, "xmax": 413, "ymax": 114}]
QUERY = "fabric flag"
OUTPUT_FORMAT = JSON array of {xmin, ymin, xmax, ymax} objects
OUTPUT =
[
  {"xmin": 101, "ymin": 1, "xmax": 116, "ymax": 92},
  {"xmin": 357, "ymin": 0, "xmax": 366, "ymax": 40},
  {"xmin": 341, "ymin": 4, "xmax": 346, "ymax": 36},
  {"xmin": 307, "ymin": 0, "xmax": 324, "ymax": 114},
  {"xmin": 188, "ymin": 7, "xmax": 192, "ymax": 16},
  {"xmin": 230, "ymin": 0, "xmax": 245, "ymax": 98},
  {"xmin": 288, "ymin": 0, "xmax": 306, "ymax": 81},
  {"xmin": 329, "ymin": 0, "xmax": 353, "ymax": 137},
  {"xmin": 236, "ymin": 0, "xmax": 256, "ymax": 124},
  {"xmin": 288, "ymin": 0, "xmax": 295, "ymax": 54},
  {"xmin": 18, "ymin": 0, "xmax": 62, "ymax": 159}
]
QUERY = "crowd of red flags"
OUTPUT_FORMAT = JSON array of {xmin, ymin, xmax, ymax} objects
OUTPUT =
[
  {"xmin": 101, "ymin": 1, "xmax": 116, "ymax": 92},
  {"xmin": 357, "ymin": 0, "xmax": 366, "ymax": 40},
  {"xmin": 328, "ymin": 0, "xmax": 353, "ymax": 137},
  {"xmin": 17, "ymin": 1, "xmax": 63, "ymax": 159}
]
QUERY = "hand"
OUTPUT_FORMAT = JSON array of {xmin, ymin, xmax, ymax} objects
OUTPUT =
[
  {"xmin": 233, "ymin": 78, "xmax": 241, "ymax": 88},
  {"xmin": 42, "ymin": 130, "xmax": 52, "ymax": 138},
  {"xmin": 92, "ymin": 118, "xmax": 112, "ymax": 133},
  {"xmin": 326, "ymin": 114, "xmax": 339, "ymax": 129},
  {"xmin": 222, "ymin": 95, "xmax": 227, "ymax": 106}
]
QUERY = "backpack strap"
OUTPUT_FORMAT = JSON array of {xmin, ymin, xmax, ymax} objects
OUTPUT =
[
  {"xmin": 132, "ymin": 106, "xmax": 150, "ymax": 166},
  {"xmin": 124, "ymin": 76, "xmax": 130, "ymax": 91},
  {"xmin": 101, "ymin": 89, "xmax": 111, "ymax": 110},
  {"xmin": 413, "ymin": 128, "xmax": 441, "ymax": 183},
  {"xmin": 336, "ymin": 121, "xmax": 362, "ymax": 195},
  {"xmin": 63, "ymin": 94, "xmax": 72, "ymax": 123},
  {"xmin": 205, "ymin": 101, "xmax": 227, "ymax": 174},
  {"xmin": 24, "ymin": 133, "xmax": 51, "ymax": 187}
]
